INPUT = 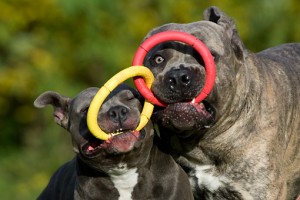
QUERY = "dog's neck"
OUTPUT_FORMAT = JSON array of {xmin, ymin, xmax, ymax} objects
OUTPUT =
[
  {"xmin": 74, "ymin": 144, "xmax": 183, "ymax": 199},
  {"xmin": 176, "ymin": 51, "xmax": 295, "ymax": 168},
  {"xmin": 209, "ymin": 53, "xmax": 262, "ymax": 135},
  {"xmin": 156, "ymin": 53, "xmax": 266, "ymax": 168},
  {"xmin": 107, "ymin": 164, "xmax": 139, "ymax": 200},
  {"xmin": 75, "ymin": 157, "xmax": 141, "ymax": 200}
]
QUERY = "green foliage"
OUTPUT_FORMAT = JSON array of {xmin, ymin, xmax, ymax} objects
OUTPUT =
[{"xmin": 0, "ymin": 0, "xmax": 299, "ymax": 199}]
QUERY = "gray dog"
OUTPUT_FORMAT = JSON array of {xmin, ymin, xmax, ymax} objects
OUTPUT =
[
  {"xmin": 34, "ymin": 84, "xmax": 193, "ymax": 200},
  {"xmin": 142, "ymin": 6, "xmax": 300, "ymax": 200}
]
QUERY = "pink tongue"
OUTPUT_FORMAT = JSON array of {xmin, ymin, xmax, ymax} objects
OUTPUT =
[
  {"xmin": 101, "ymin": 131, "xmax": 139, "ymax": 154},
  {"xmin": 87, "ymin": 146, "xmax": 95, "ymax": 152}
]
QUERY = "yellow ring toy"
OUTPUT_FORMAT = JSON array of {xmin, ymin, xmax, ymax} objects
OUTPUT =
[{"xmin": 87, "ymin": 66, "xmax": 154, "ymax": 140}]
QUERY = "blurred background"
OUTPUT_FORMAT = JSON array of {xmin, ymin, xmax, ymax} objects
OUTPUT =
[{"xmin": 0, "ymin": 0, "xmax": 299, "ymax": 199}]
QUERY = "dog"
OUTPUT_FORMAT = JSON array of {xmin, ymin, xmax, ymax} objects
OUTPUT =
[
  {"xmin": 34, "ymin": 84, "xmax": 194, "ymax": 200},
  {"xmin": 142, "ymin": 6, "xmax": 300, "ymax": 200}
]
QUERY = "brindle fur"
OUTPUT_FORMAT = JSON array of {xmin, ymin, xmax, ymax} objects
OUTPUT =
[{"xmin": 144, "ymin": 6, "xmax": 300, "ymax": 200}]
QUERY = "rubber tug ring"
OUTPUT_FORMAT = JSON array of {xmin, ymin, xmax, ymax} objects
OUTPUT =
[
  {"xmin": 132, "ymin": 30, "xmax": 216, "ymax": 107},
  {"xmin": 87, "ymin": 66, "xmax": 154, "ymax": 141}
]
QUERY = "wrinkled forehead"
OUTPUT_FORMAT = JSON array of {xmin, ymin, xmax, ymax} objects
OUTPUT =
[
  {"xmin": 188, "ymin": 21, "xmax": 226, "ymax": 54},
  {"xmin": 147, "ymin": 42, "xmax": 203, "ymax": 65},
  {"xmin": 146, "ymin": 21, "xmax": 226, "ymax": 55},
  {"xmin": 107, "ymin": 89, "xmax": 135, "ymax": 103},
  {"xmin": 99, "ymin": 88, "xmax": 141, "ymax": 114},
  {"xmin": 71, "ymin": 85, "xmax": 140, "ymax": 112},
  {"xmin": 107, "ymin": 85, "xmax": 140, "ymax": 104}
]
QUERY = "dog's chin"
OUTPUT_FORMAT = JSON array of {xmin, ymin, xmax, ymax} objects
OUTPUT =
[
  {"xmin": 153, "ymin": 101, "xmax": 215, "ymax": 135},
  {"xmin": 81, "ymin": 129, "xmax": 146, "ymax": 157}
]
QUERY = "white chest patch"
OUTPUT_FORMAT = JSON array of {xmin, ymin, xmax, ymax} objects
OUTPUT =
[
  {"xmin": 191, "ymin": 165, "xmax": 225, "ymax": 192},
  {"xmin": 108, "ymin": 163, "xmax": 139, "ymax": 200}
]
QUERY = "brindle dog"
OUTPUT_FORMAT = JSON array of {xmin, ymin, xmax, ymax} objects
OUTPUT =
[{"xmin": 143, "ymin": 6, "xmax": 300, "ymax": 200}]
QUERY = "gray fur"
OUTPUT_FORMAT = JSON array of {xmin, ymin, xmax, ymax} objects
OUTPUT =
[{"xmin": 34, "ymin": 84, "xmax": 193, "ymax": 200}]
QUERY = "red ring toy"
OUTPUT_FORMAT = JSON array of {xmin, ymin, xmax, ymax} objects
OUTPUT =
[{"xmin": 132, "ymin": 30, "xmax": 216, "ymax": 107}]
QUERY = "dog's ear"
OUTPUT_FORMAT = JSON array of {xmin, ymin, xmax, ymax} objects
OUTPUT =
[
  {"xmin": 34, "ymin": 91, "xmax": 70, "ymax": 129},
  {"xmin": 203, "ymin": 6, "xmax": 245, "ymax": 62}
]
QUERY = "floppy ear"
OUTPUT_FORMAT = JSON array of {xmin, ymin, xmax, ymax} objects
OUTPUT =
[
  {"xmin": 34, "ymin": 91, "xmax": 70, "ymax": 129},
  {"xmin": 203, "ymin": 6, "xmax": 245, "ymax": 62}
]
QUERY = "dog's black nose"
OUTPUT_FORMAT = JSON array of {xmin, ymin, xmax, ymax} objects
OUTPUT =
[
  {"xmin": 166, "ymin": 69, "xmax": 191, "ymax": 91},
  {"xmin": 108, "ymin": 106, "xmax": 128, "ymax": 122}
]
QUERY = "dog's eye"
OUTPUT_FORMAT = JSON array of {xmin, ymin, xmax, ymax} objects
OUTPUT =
[
  {"xmin": 154, "ymin": 56, "xmax": 164, "ymax": 64},
  {"xmin": 126, "ymin": 94, "xmax": 135, "ymax": 101}
]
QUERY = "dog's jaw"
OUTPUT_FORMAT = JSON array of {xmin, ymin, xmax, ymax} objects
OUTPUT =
[
  {"xmin": 153, "ymin": 101, "xmax": 215, "ymax": 135},
  {"xmin": 81, "ymin": 129, "xmax": 147, "ymax": 157},
  {"xmin": 99, "ymin": 130, "xmax": 140, "ymax": 154}
]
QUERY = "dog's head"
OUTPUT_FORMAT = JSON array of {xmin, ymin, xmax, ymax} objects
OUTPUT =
[
  {"xmin": 34, "ymin": 84, "xmax": 154, "ymax": 171},
  {"xmin": 143, "ymin": 6, "xmax": 246, "ymax": 136}
]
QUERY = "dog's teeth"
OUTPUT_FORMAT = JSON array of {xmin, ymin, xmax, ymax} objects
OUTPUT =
[
  {"xmin": 111, "ymin": 130, "xmax": 124, "ymax": 136},
  {"xmin": 204, "ymin": 125, "xmax": 211, "ymax": 129},
  {"xmin": 119, "ymin": 128, "xmax": 123, "ymax": 132}
]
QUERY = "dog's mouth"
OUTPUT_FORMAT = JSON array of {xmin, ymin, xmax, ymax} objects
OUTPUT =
[
  {"xmin": 193, "ymin": 100, "xmax": 215, "ymax": 127},
  {"xmin": 82, "ymin": 128, "xmax": 145, "ymax": 157},
  {"xmin": 153, "ymin": 100, "xmax": 215, "ymax": 134}
]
